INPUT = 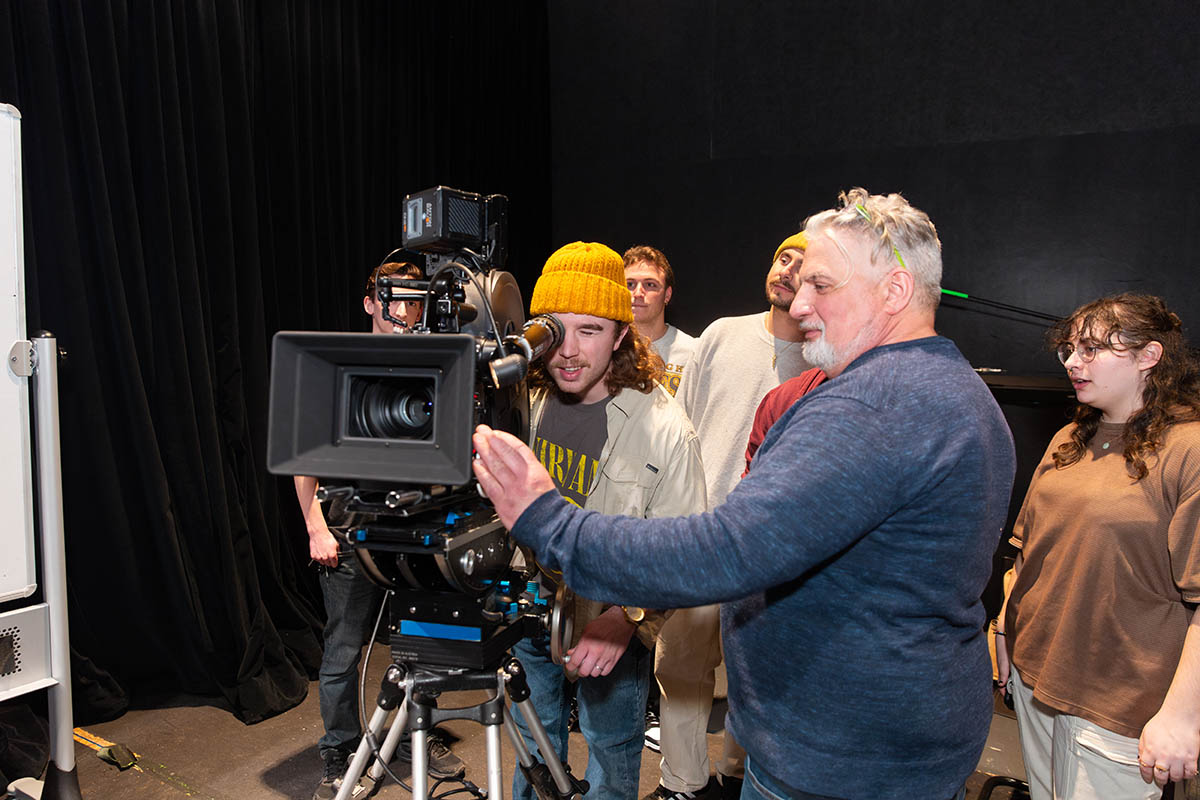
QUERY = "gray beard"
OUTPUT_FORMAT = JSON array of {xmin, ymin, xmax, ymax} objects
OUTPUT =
[
  {"xmin": 801, "ymin": 323, "xmax": 882, "ymax": 373},
  {"xmin": 801, "ymin": 337, "xmax": 839, "ymax": 371}
]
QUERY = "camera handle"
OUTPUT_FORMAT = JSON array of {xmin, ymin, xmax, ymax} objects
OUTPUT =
[
  {"xmin": 548, "ymin": 583, "xmax": 575, "ymax": 667},
  {"xmin": 376, "ymin": 276, "xmax": 434, "ymax": 332}
]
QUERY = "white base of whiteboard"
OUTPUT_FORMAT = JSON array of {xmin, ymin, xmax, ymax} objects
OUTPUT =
[{"xmin": 0, "ymin": 603, "xmax": 57, "ymax": 702}]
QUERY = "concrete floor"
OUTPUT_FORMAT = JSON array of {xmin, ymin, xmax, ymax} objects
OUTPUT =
[{"xmin": 5, "ymin": 645, "xmax": 1029, "ymax": 800}]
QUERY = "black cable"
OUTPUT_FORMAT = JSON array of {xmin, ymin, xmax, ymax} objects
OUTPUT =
[
  {"xmin": 454, "ymin": 247, "xmax": 504, "ymax": 344},
  {"xmin": 940, "ymin": 288, "xmax": 1061, "ymax": 323},
  {"xmin": 354, "ymin": 588, "xmax": 413, "ymax": 790}
]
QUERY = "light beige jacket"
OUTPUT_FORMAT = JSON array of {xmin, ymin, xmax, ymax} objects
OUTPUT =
[{"xmin": 529, "ymin": 383, "xmax": 707, "ymax": 649}]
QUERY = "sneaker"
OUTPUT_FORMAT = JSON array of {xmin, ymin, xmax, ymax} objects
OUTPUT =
[
  {"xmin": 640, "ymin": 776, "xmax": 720, "ymax": 800},
  {"xmin": 644, "ymin": 708, "xmax": 661, "ymax": 752},
  {"xmin": 313, "ymin": 749, "xmax": 368, "ymax": 800},
  {"xmin": 395, "ymin": 730, "xmax": 466, "ymax": 779}
]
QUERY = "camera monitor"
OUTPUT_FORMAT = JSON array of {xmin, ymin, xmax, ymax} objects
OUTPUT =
[{"xmin": 267, "ymin": 331, "xmax": 477, "ymax": 485}]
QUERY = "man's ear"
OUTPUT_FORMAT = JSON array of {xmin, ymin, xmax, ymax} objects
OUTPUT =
[
  {"xmin": 882, "ymin": 267, "xmax": 915, "ymax": 314},
  {"xmin": 363, "ymin": 295, "xmax": 376, "ymax": 317},
  {"xmin": 663, "ymin": 286, "xmax": 673, "ymax": 306},
  {"xmin": 1138, "ymin": 340, "xmax": 1164, "ymax": 372}
]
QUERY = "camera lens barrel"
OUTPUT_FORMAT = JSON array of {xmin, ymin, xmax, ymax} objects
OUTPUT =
[{"xmin": 349, "ymin": 376, "xmax": 435, "ymax": 440}]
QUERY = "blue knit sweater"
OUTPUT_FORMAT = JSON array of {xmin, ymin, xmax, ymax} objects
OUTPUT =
[{"xmin": 512, "ymin": 336, "xmax": 1015, "ymax": 799}]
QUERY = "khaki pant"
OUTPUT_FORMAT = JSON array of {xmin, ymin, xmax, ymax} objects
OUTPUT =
[
  {"xmin": 654, "ymin": 603, "xmax": 745, "ymax": 792},
  {"xmin": 1011, "ymin": 668, "xmax": 1161, "ymax": 800}
]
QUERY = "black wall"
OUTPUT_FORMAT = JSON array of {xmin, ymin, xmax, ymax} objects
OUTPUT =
[
  {"xmin": 547, "ymin": 0, "xmax": 1200, "ymax": 379},
  {"xmin": 546, "ymin": 2, "xmax": 1200, "ymax": 612}
]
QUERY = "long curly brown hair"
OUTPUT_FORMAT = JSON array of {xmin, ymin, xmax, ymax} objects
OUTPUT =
[
  {"xmin": 1050, "ymin": 293, "xmax": 1200, "ymax": 480},
  {"xmin": 528, "ymin": 321, "xmax": 665, "ymax": 399}
]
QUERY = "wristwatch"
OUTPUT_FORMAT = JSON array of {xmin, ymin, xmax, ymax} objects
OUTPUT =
[{"xmin": 620, "ymin": 605, "xmax": 646, "ymax": 625}]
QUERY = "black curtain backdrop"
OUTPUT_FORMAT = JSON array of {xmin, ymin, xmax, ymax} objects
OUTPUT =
[{"xmin": 0, "ymin": 1, "xmax": 550, "ymax": 723}]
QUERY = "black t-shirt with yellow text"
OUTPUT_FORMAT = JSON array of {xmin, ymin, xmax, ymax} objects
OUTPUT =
[{"xmin": 532, "ymin": 394, "xmax": 610, "ymax": 507}]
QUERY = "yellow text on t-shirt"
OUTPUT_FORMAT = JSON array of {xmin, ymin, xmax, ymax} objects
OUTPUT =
[{"xmin": 532, "ymin": 436, "xmax": 600, "ymax": 506}]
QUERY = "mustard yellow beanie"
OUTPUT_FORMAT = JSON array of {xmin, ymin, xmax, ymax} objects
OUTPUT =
[
  {"xmin": 530, "ymin": 242, "xmax": 633, "ymax": 323},
  {"xmin": 773, "ymin": 231, "xmax": 808, "ymax": 264}
]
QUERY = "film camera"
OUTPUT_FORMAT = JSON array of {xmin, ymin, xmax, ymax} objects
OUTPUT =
[{"xmin": 267, "ymin": 187, "xmax": 585, "ymax": 800}]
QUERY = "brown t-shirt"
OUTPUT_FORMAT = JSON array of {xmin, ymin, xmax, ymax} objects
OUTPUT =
[{"xmin": 1005, "ymin": 420, "xmax": 1200, "ymax": 737}]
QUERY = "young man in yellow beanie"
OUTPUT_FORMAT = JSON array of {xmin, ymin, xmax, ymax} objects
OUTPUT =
[
  {"xmin": 646, "ymin": 232, "xmax": 811, "ymax": 800},
  {"xmin": 508, "ymin": 241, "xmax": 707, "ymax": 800}
]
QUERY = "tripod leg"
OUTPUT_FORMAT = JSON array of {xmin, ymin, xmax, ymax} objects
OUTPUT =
[
  {"xmin": 501, "ymin": 655, "xmax": 589, "ymax": 799},
  {"xmin": 366, "ymin": 701, "xmax": 409, "ymax": 782},
  {"xmin": 337, "ymin": 703, "xmax": 391, "ymax": 800},
  {"xmin": 410, "ymin": 728, "xmax": 429, "ymax": 800},
  {"xmin": 340, "ymin": 664, "xmax": 408, "ymax": 800},
  {"xmin": 486, "ymin": 715, "xmax": 505, "ymax": 800},
  {"xmin": 503, "ymin": 710, "xmax": 537, "ymax": 767},
  {"xmin": 506, "ymin": 700, "xmax": 579, "ymax": 795}
]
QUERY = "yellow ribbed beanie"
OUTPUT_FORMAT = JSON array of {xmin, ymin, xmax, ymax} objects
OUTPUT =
[
  {"xmin": 530, "ymin": 242, "xmax": 633, "ymax": 323},
  {"xmin": 773, "ymin": 231, "xmax": 808, "ymax": 264}
]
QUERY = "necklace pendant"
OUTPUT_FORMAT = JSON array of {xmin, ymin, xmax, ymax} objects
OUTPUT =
[
  {"xmin": 1102, "ymin": 441, "xmax": 1110, "ymax": 450},
  {"xmin": 772, "ymin": 354, "xmax": 778, "ymax": 369}
]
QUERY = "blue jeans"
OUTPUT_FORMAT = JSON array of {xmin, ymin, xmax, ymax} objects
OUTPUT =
[
  {"xmin": 510, "ymin": 632, "xmax": 650, "ymax": 800},
  {"xmin": 741, "ymin": 758, "xmax": 966, "ymax": 800},
  {"xmin": 317, "ymin": 552, "xmax": 385, "ymax": 757}
]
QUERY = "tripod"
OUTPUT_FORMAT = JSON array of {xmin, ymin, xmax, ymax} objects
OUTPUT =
[{"xmin": 336, "ymin": 656, "xmax": 588, "ymax": 800}]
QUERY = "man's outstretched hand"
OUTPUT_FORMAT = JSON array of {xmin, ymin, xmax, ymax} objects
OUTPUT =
[{"xmin": 472, "ymin": 425, "xmax": 557, "ymax": 530}]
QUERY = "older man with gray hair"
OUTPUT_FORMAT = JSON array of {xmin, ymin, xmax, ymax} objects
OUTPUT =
[{"xmin": 471, "ymin": 188, "xmax": 1016, "ymax": 800}]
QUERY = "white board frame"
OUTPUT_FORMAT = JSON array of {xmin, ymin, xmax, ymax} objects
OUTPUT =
[{"xmin": 0, "ymin": 103, "xmax": 37, "ymax": 602}]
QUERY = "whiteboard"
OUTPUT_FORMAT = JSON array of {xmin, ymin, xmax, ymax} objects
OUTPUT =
[{"xmin": 0, "ymin": 103, "xmax": 36, "ymax": 602}]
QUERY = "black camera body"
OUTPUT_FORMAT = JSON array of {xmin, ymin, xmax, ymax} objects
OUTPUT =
[
  {"xmin": 266, "ymin": 187, "xmax": 565, "ymax": 669},
  {"xmin": 267, "ymin": 187, "xmax": 531, "ymax": 490},
  {"xmin": 267, "ymin": 278, "xmax": 528, "ymax": 491},
  {"xmin": 403, "ymin": 185, "xmax": 508, "ymax": 265}
]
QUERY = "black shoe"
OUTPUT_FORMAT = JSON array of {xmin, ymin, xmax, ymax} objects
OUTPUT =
[
  {"xmin": 718, "ymin": 774, "xmax": 743, "ymax": 800},
  {"xmin": 644, "ymin": 708, "xmax": 661, "ymax": 752},
  {"xmin": 395, "ymin": 730, "xmax": 466, "ymax": 779},
  {"xmin": 641, "ymin": 776, "xmax": 720, "ymax": 800},
  {"xmin": 313, "ymin": 749, "xmax": 368, "ymax": 800}
]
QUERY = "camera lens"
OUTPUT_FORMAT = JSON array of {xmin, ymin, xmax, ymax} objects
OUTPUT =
[{"xmin": 348, "ymin": 376, "xmax": 435, "ymax": 440}]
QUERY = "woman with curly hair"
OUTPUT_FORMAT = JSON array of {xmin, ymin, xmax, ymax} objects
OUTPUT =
[{"xmin": 996, "ymin": 292, "xmax": 1200, "ymax": 798}]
